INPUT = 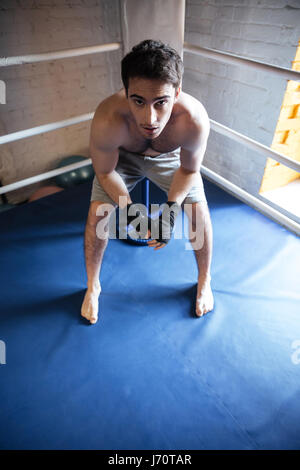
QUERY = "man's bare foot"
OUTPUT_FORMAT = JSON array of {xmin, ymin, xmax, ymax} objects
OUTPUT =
[
  {"xmin": 196, "ymin": 276, "xmax": 214, "ymax": 317},
  {"xmin": 81, "ymin": 284, "xmax": 101, "ymax": 324}
]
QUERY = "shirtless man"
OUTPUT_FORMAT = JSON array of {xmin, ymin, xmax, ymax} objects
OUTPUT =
[{"xmin": 81, "ymin": 39, "xmax": 214, "ymax": 324}]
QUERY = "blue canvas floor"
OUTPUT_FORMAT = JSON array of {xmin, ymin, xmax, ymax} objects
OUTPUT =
[{"xmin": 0, "ymin": 178, "xmax": 299, "ymax": 450}]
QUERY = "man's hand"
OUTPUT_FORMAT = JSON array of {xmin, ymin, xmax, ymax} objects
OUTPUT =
[
  {"xmin": 120, "ymin": 203, "xmax": 152, "ymax": 239},
  {"xmin": 147, "ymin": 201, "xmax": 181, "ymax": 250}
]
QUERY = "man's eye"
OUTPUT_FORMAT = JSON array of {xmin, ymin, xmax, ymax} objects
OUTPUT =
[
  {"xmin": 156, "ymin": 100, "xmax": 167, "ymax": 107},
  {"xmin": 135, "ymin": 100, "xmax": 144, "ymax": 106}
]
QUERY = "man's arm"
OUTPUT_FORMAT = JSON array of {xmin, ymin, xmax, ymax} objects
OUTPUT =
[
  {"xmin": 89, "ymin": 106, "xmax": 132, "ymax": 208},
  {"xmin": 167, "ymin": 111, "xmax": 210, "ymax": 206}
]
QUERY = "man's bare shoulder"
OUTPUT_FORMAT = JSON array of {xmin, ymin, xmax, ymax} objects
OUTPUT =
[
  {"xmin": 177, "ymin": 91, "xmax": 209, "ymax": 128},
  {"xmin": 91, "ymin": 90, "xmax": 129, "ymax": 148},
  {"xmin": 175, "ymin": 91, "xmax": 210, "ymax": 148}
]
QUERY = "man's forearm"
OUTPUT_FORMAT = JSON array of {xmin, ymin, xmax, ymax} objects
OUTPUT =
[
  {"xmin": 167, "ymin": 167, "xmax": 199, "ymax": 205},
  {"xmin": 98, "ymin": 170, "xmax": 132, "ymax": 208}
]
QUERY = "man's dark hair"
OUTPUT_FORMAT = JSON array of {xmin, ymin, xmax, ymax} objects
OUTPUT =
[{"xmin": 121, "ymin": 39, "xmax": 184, "ymax": 95}]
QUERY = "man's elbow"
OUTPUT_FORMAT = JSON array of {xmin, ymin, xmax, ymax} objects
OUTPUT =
[
  {"xmin": 97, "ymin": 170, "xmax": 114, "ymax": 181},
  {"xmin": 179, "ymin": 165, "xmax": 200, "ymax": 175}
]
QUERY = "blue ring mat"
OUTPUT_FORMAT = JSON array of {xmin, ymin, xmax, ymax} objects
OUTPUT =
[{"xmin": 0, "ymin": 178, "xmax": 299, "ymax": 450}]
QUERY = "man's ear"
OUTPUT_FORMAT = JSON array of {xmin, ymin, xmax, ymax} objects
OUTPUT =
[{"xmin": 175, "ymin": 86, "xmax": 181, "ymax": 100}]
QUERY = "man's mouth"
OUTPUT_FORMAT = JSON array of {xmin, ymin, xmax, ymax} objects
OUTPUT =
[{"xmin": 142, "ymin": 126, "xmax": 159, "ymax": 135}]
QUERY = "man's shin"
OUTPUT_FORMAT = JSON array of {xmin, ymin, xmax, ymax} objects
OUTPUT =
[{"xmin": 184, "ymin": 202, "xmax": 206, "ymax": 251}]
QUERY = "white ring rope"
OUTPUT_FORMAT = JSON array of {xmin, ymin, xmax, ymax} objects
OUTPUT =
[
  {"xmin": 0, "ymin": 113, "xmax": 94, "ymax": 145},
  {"xmin": 184, "ymin": 43, "xmax": 300, "ymax": 81},
  {"xmin": 210, "ymin": 120, "xmax": 300, "ymax": 173},
  {"xmin": 0, "ymin": 43, "xmax": 121, "ymax": 67},
  {"xmin": 0, "ymin": 159, "xmax": 92, "ymax": 195},
  {"xmin": 201, "ymin": 165, "xmax": 300, "ymax": 236}
]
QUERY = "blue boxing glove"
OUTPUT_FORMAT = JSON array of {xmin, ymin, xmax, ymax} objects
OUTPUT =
[{"xmin": 152, "ymin": 201, "xmax": 181, "ymax": 244}]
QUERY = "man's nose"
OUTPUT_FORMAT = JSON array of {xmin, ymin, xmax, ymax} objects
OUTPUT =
[{"xmin": 144, "ymin": 106, "xmax": 157, "ymax": 125}]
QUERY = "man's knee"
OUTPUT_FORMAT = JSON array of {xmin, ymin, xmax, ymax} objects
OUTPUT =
[
  {"xmin": 183, "ymin": 201, "xmax": 210, "ymax": 251},
  {"xmin": 86, "ymin": 201, "xmax": 116, "ymax": 241},
  {"xmin": 185, "ymin": 200, "xmax": 208, "ymax": 232},
  {"xmin": 88, "ymin": 201, "xmax": 115, "ymax": 225}
]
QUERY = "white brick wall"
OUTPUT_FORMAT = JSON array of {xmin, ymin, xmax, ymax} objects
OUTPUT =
[
  {"xmin": 0, "ymin": 0, "xmax": 122, "ymax": 204},
  {"xmin": 184, "ymin": 0, "xmax": 300, "ymax": 197}
]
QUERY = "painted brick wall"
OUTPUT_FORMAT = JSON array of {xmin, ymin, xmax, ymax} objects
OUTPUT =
[
  {"xmin": 184, "ymin": 0, "xmax": 300, "ymax": 197},
  {"xmin": 0, "ymin": 0, "xmax": 122, "ymax": 204}
]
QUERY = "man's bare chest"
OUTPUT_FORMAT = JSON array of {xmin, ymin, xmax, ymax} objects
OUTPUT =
[
  {"xmin": 119, "ymin": 129, "xmax": 181, "ymax": 157},
  {"xmin": 119, "ymin": 141, "xmax": 180, "ymax": 157}
]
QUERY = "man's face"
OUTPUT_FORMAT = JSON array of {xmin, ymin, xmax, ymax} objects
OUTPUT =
[{"xmin": 127, "ymin": 77, "xmax": 180, "ymax": 139}]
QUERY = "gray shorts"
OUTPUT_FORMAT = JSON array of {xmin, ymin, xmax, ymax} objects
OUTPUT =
[{"xmin": 90, "ymin": 147, "xmax": 206, "ymax": 206}]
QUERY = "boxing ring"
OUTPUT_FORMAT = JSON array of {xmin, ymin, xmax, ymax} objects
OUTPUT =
[{"xmin": 1, "ymin": 34, "xmax": 300, "ymax": 450}]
